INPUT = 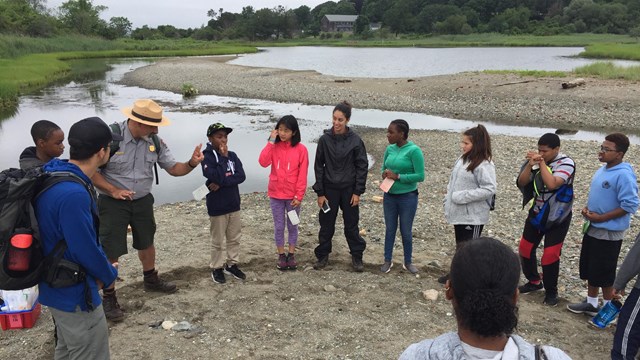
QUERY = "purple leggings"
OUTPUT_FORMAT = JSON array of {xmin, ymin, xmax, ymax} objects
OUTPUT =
[{"xmin": 270, "ymin": 198, "xmax": 299, "ymax": 248}]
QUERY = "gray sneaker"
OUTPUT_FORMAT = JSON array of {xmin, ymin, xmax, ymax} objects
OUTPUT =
[
  {"xmin": 567, "ymin": 301, "xmax": 600, "ymax": 317},
  {"xmin": 403, "ymin": 263, "xmax": 419, "ymax": 274},
  {"xmin": 380, "ymin": 261, "xmax": 393, "ymax": 273}
]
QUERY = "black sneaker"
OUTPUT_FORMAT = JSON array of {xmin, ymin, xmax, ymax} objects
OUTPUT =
[
  {"xmin": 543, "ymin": 293, "xmax": 559, "ymax": 306},
  {"xmin": 211, "ymin": 268, "xmax": 226, "ymax": 284},
  {"xmin": 438, "ymin": 274, "xmax": 449, "ymax": 284},
  {"xmin": 352, "ymin": 257, "xmax": 364, "ymax": 272},
  {"xmin": 519, "ymin": 281, "xmax": 543, "ymax": 294},
  {"xmin": 224, "ymin": 264, "xmax": 246, "ymax": 280},
  {"xmin": 313, "ymin": 256, "xmax": 328, "ymax": 270},
  {"xmin": 567, "ymin": 301, "xmax": 600, "ymax": 316}
]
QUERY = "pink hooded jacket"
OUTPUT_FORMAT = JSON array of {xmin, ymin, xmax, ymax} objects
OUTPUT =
[{"xmin": 259, "ymin": 140, "xmax": 309, "ymax": 201}]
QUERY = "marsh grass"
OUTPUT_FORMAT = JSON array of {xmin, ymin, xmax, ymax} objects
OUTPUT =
[
  {"xmin": 573, "ymin": 62, "xmax": 640, "ymax": 80},
  {"xmin": 580, "ymin": 44, "xmax": 640, "ymax": 61},
  {"xmin": 0, "ymin": 35, "xmax": 256, "ymax": 110}
]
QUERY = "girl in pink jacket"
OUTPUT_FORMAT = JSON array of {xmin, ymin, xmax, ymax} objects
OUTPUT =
[{"xmin": 259, "ymin": 115, "xmax": 309, "ymax": 270}]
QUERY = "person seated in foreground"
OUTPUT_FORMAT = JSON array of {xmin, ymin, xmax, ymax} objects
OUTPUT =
[{"xmin": 399, "ymin": 237, "xmax": 571, "ymax": 360}]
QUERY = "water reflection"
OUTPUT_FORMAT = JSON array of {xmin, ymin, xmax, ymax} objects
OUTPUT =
[
  {"xmin": 1, "ymin": 58, "xmax": 637, "ymax": 204},
  {"xmin": 230, "ymin": 47, "xmax": 640, "ymax": 78}
]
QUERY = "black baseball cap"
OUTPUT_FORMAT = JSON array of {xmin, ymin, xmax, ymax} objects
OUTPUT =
[
  {"xmin": 68, "ymin": 117, "xmax": 124, "ymax": 154},
  {"xmin": 207, "ymin": 122, "xmax": 233, "ymax": 136}
]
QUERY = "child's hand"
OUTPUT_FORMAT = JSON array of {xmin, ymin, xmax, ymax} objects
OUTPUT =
[
  {"xmin": 291, "ymin": 199, "xmax": 301, "ymax": 207},
  {"xmin": 208, "ymin": 183, "xmax": 220, "ymax": 192},
  {"xmin": 269, "ymin": 129, "xmax": 278, "ymax": 141},
  {"xmin": 218, "ymin": 144, "xmax": 228, "ymax": 157}
]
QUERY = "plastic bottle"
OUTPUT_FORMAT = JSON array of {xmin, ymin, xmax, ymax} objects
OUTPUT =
[
  {"xmin": 591, "ymin": 299, "xmax": 623, "ymax": 328},
  {"xmin": 7, "ymin": 231, "xmax": 33, "ymax": 272}
]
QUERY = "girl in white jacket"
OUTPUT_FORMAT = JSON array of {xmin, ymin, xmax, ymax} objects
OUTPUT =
[{"xmin": 439, "ymin": 124, "xmax": 497, "ymax": 284}]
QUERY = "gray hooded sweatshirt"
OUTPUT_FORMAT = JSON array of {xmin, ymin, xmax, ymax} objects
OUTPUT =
[
  {"xmin": 444, "ymin": 158, "xmax": 497, "ymax": 225},
  {"xmin": 614, "ymin": 231, "xmax": 640, "ymax": 291},
  {"xmin": 399, "ymin": 332, "xmax": 572, "ymax": 360}
]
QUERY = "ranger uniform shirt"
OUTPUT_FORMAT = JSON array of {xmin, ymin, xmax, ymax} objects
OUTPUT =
[{"xmin": 98, "ymin": 120, "xmax": 177, "ymax": 199}]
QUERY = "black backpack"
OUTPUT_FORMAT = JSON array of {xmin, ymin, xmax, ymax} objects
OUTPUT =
[{"xmin": 0, "ymin": 167, "xmax": 91, "ymax": 291}]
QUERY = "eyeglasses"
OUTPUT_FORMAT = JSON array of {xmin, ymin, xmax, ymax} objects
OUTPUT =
[{"xmin": 599, "ymin": 146, "xmax": 618, "ymax": 153}]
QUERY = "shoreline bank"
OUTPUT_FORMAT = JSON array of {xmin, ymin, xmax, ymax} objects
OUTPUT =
[{"xmin": 119, "ymin": 55, "xmax": 640, "ymax": 135}]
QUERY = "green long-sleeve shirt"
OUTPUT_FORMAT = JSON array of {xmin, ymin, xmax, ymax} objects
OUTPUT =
[{"xmin": 381, "ymin": 141, "xmax": 425, "ymax": 194}]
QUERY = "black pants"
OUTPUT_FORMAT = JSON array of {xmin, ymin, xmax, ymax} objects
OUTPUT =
[
  {"xmin": 453, "ymin": 224, "xmax": 484, "ymax": 249},
  {"xmin": 612, "ymin": 287, "xmax": 640, "ymax": 360},
  {"xmin": 314, "ymin": 187, "xmax": 366, "ymax": 260},
  {"xmin": 518, "ymin": 212, "xmax": 572, "ymax": 295}
]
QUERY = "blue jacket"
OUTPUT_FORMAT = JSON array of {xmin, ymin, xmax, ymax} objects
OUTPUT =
[
  {"xmin": 587, "ymin": 162, "xmax": 639, "ymax": 231},
  {"xmin": 35, "ymin": 159, "xmax": 117, "ymax": 312},
  {"xmin": 201, "ymin": 143, "xmax": 246, "ymax": 216}
]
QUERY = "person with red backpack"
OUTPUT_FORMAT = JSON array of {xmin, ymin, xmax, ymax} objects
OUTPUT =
[{"xmin": 35, "ymin": 117, "xmax": 121, "ymax": 359}]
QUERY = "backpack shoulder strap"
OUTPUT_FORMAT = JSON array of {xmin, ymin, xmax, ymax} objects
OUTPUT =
[
  {"xmin": 534, "ymin": 344, "xmax": 547, "ymax": 360},
  {"xmin": 109, "ymin": 123, "xmax": 122, "ymax": 157},
  {"xmin": 151, "ymin": 134, "xmax": 162, "ymax": 154}
]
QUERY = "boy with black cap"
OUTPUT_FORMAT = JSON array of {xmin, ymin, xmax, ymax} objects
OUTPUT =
[
  {"xmin": 35, "ymin": 117, "xmax": 122, "ymax": 359},
  {"xmin": 201, "ymin": 122, "xmax": 247, "ymax": 284}
]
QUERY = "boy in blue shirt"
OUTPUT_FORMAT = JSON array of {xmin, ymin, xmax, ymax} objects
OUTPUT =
[{"xmin": 567, "ymin": 133, "xmax": 639, "ymax": 318}]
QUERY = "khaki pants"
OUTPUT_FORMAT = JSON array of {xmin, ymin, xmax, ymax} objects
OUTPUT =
[{"xmin": 209, "ymin": 210, "xmax": 242, "ymax": 269}]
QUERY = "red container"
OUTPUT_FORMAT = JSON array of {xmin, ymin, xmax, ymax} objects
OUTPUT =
[
  {"xmin": 0, "ymin": 301, "xmax": 41, "ymax": 330},
  {"xmin": 7, "ymin": 233, "xmax": 33, "ymax": 272}
]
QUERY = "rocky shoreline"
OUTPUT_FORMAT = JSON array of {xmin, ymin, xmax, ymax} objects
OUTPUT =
[{"xmin": 120, "ymin": 55, "xmax": 640, "ymax": 134}]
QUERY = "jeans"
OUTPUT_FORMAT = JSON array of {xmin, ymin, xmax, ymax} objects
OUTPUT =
[{"xmin": 383, "ymin": 191, "xmax": 418, "ymax": 264}]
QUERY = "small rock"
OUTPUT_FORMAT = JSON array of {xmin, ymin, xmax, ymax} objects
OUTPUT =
[
  {"xmin": 162, "ymin": 320, "xmax": 177, "ymax": 330},
  {"xmin": 422, "ymin": 289, "xmax": 439, "ymax": 301},
  {"xmin": 359, "ymin": 229, "xmax": 367, "ymax": 236},
  {"xmin": 324, "ymin": 284, "xmax": 338, "ymax": 292},
  {"xmin": 171, "ymin": 321, "xmax": 192, "ymax": 332},
  {"xmin": 372, "ymin": 195, "xmax": 383, "ymax": 203},
  {"xmin": 148, "ymin": 320, "xmax": 163, "ymax": 329}
]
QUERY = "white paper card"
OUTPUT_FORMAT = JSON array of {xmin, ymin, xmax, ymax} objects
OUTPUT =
[
  {"xmin": 192, "ymin": 184, "xmax": 209, "ymax": 201},
  {"xmin": 287, "ymin": 209, "xmax": 300, "ymax": 225},
  {"xmin": 380, "ymin": 177, "xmax": 395, "ymax": 193}
]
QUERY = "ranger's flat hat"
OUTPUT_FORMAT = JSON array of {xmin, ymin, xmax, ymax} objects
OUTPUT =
[{"xmin": 121, "ymin": 99, "xmax": 171, "ymax": 127}]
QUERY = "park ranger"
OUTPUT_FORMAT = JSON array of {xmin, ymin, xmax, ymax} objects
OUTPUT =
[{"xmin": 92, "ymin": 99, "xmax": 204, "ymax": 322}]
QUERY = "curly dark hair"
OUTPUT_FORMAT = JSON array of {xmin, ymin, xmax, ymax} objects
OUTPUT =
[{"xmin": 450, "ymin": 237, "xmax": 520, "ymax": 337}]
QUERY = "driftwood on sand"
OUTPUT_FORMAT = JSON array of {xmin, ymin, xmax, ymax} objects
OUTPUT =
[{"xmin": 562, "ymin": 78, "xmax": 586, "ymax": 89}]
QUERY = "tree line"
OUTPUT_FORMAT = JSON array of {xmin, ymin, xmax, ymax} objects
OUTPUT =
[{"xmin": 1, "ymin": 0, "xmax": 640, "ymax": 41}]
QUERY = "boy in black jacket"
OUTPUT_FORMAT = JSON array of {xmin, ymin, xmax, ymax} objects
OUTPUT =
[{"xmin": 201, "ymin": 123, "xmax": 247, "ymax": 284}]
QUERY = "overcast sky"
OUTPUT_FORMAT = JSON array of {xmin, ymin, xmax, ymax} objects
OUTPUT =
[{"xmin": 46, "ymin": 0, "xmax": 328, "ymax": 29}]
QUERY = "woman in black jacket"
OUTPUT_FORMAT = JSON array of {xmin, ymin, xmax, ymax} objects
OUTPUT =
[{"xmin": 312, "ymin": 101, "xmax": 369, "ymax": 272}]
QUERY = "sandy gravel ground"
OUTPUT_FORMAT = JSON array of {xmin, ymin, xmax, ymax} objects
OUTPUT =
[{"xmin": 3, "ymin": 56, "xmax": 640, "ymax": 359}]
